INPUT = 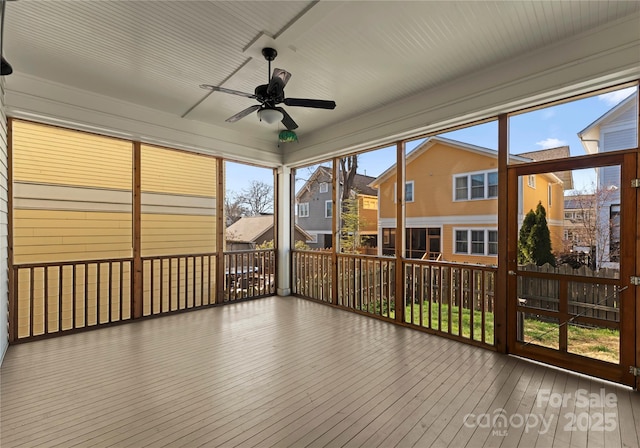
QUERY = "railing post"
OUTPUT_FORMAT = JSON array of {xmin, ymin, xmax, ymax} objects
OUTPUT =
[
  {"xmin": 7, "ymin": 119, "xmax": 16, "ymax": 342},
  {"xmin": 331, "ymin": 159, "xmax": 338, "ymax": 305},
  {"xmin": 216, "ymin": 159, "xmax": 225, "ymax": 304},
  {"xmin": 495, "ymin": 113, "xmax": 509, "ymax": 353},
  {"xmin": 394, "ymin": 142, "xmax": 405, "ymax": 323},
  {"xmin": 132, "ymin": 142, "xmax": 143, "ymax": 319}
]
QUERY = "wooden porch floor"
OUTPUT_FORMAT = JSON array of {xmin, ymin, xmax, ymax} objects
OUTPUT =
[{"xmin": 1, "ymin": 296, "xmax": 639, "ymax": 448}]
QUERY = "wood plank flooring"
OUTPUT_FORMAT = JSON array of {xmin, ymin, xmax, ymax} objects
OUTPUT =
[{"xmin": 1, "ymin": 296, "xmax": 639, "ymax": 447}]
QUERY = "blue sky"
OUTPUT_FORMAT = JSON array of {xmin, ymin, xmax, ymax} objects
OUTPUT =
[{"xmin": 227, "ymin": 86, "xmax": 637, "ymax": 196}]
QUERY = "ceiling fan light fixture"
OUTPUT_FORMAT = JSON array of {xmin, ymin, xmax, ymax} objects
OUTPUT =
[{"xmin": 258, "ymin": 108, "xmax": 283, "ymax": 125}]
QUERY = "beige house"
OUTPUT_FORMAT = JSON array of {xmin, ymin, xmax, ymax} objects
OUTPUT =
[{"xmin": 371, "ymin": 137, "xmax": 570, "ymax": 264}]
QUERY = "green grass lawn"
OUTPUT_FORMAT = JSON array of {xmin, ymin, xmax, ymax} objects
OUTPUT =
[{"xmin": 405, "ymin": 302, "xmax": 495, "ymax": 344}]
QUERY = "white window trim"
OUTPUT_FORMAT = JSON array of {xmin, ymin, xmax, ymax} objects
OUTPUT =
[
  {"xmin": 393, "ymin": 181, "xmax": 415, "ymax": 203},
  {"xmin": 527, "ymin": 175, "xmax": 536, "ymax": 189},
  {"xmin": 325, "ymin": 200, "xmax": 333, "ymax": 218},
  {"xmin": 319, "ymin": 182, "xmax": 328, "ymax": 193},
  {"xmin": 306, "ymin": 232, "xmax": 318, "ymax": 243},
  {"xmin": 453, "ymin": 228, "xmax": 498, "ymax": 256},
  {"xmin": 452, "ymin": 169, "xmax": 498, "ymax": 202},
  {"xmin": 298, "ymin": 202, "xmax": 309, "ymax": 217}
]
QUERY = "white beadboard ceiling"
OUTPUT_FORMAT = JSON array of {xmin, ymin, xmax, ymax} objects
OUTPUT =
[{"xmin": 3, "ymin": 1, "xmax": 640, "ymax": 165}]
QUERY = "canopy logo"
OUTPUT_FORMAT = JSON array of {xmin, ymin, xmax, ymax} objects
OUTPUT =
[{"xmin": 462, "ymin": 388, "xmax": 618, "ymax": 437}]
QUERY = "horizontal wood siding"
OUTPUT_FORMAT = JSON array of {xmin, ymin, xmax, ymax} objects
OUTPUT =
[
  {"xmin": 12, "ymin": 120, "xmax": 132, "ymax": 190},
  {"xmin": 141, "ymin": 214, "xmax": 216, "ymax": 256},
  {"xmin": 13, "ymin": 210, "xmax": 132, "ymax": 263},
  {"xmin": 141, "ymin": 144, "xmax": 217, "ymax": 196}
]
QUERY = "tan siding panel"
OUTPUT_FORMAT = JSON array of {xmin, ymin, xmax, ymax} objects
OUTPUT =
[
  {"xmin": 14, "ymin": 210, "xmax": 132, "ymax": 264},
  {"xmin": 12, "ymin": 120, "xmax": 132, "ymax": 190},
  {"xmin": 141, "ymin": 214, "xmax": 216, "ymax": 257},
  {"xmin": 141, "ymin": 145, "xmax": 217, "ymax": 197}
]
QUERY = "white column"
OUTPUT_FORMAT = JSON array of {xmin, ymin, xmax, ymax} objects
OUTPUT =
[{"xmin": 276, "ymin": 165, "xmax": 292, "ymax": 296}]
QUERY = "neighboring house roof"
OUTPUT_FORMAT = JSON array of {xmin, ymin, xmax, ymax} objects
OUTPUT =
[
  {"xmin": 370, "ymin": 136, "xmax": 530, "ymax": 187},
  {"xmin": 564, "ymin": 194, "xmax": 595, "ymax": 210},
  {"xmin": 296, "ymin": 165, "xmax": 377, "ymax": 200},
  {"xmin": 578, "ymin": 91, "xmax": 637, "ymax": 154},
  {"xmin": 226, "ymin": 215, "xmax": 311, "ymax": 243},
  {"xmin": 517, "ymin": 146, "xmax": 573, "ymax": 189}
]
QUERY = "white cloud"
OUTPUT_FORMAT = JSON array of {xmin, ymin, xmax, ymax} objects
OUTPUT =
[
  {"xmin": 598, "ymin": 87, "xmax": 636, "ymax": 106},
  {"xmin": 536, "ymin": 138, "xmax": 567, "ymax": 149}
]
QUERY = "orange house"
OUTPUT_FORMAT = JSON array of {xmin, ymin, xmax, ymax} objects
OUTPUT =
[{"xmin": 370, "ymin": 137, "xmax": 569, "ymax": 265}]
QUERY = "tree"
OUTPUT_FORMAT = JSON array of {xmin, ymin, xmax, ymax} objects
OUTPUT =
[
  {"xmin": 339, "ymin": 155, "xmax": 358, "ymax": 202},
  {"xmin": 224, "ymin": 192, "xmax": 247, "ymax": 226},
  {"xmin": 561, "ymin": 184, "xmax": 620, "ymax": 269},
  {"xmin": 518, "ymin": 202, "xmax": 556, "ymax": 266},
  {"xmin": 237, "ymin": 180, "xmax": 273, "ymax": 216}
]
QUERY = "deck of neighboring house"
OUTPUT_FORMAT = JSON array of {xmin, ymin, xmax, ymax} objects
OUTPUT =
[{"xmin": 2, "ymin": 296, "xmax": 639, "ymax": 448}]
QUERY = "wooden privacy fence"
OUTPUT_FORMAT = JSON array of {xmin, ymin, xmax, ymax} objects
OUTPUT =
[
  {"xmin": 12, "ymin": 249, "xmax": 276, "ymax": 341},
  {"xmin": 517, "ymin": 263, "xmax": 620, "ymax": 325},
  {"xmin": 292, "ymin": 250, "xmax": 496, "ymax": 348}
]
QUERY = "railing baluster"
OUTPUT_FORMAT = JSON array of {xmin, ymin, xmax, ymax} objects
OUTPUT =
[
  {"xmin": 72, "ymin": 264, "xmax": 77, "ymax": 329},
  {"xmin": 58, "ymin": 265, "xmax": 63, "ymax": 331},
  {"xmin": 43, "ymin": 266, "xmax": 48, "ymax": 335}
]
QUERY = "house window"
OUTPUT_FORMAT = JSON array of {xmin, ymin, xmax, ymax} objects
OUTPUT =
[
  {"xmin": 610, "ymin": 204, "xmax": 620, "ymax": 262},
  {"xmin": 564, "ymin": 212, "xmax": 573, "ymax": 220},
  {"xmin": 298, "ymin": 202, "xmax": 309, "ymax": 217},
  {"xmin": 382, "ymin": 228, "xmax": 396, "ymax": 256},
  {"xmin": 548, "ymin": 184, "xmax": 553, "ymax": 207},
  {"xmin": 453, "ymin": 170, "xmax": 497, "ymax": 201},
  {"xmin": 406, "ymin": 181, "xmax": 414, "ymax": 202},
  {"xmin": 487, "ymin": 172, "xmax": 498, "ymax": 198},
  {"xmin": 527, "ymin": 175, "xmax": 536, "ymax": 188},
  {"xmin": 307, "ymin": 232, "xmax": 318, "ymax": 243},
  {"xmin": 455, "ymin": 229, "xmax": 498, "ymax": 256},
  {"xmin": 488, "ymin": 230, "xmax": 498, "ymax": 255},
  {"xmin": 471, "ymin": 230, "xmax": 485, "ymax": 254},
  {"xmin": 325, "ymin": 200, "xmax": 333, "ymax": 218},
  {"xmin": 319, "ymin": 182, "xmax": 328, "ymax": 193},
  {"xmin": 455, "ymin": 230, "xmax": 468, "ymax": 253},
  {"xmin": 393, "ymin": 181, "xmax": 415, "ymax": 202},
  {"xmin": 470, "ymin": 174, "xmax": 485, "ymax": 199},
  {"xmin": 455, "ymin": 176, "xmax": 468, "ymax": 200}
]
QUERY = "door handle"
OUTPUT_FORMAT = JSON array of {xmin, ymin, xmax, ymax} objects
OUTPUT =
[{"xmin": 508, "ymin": 270, "xmax": 517, "ymax": 276}]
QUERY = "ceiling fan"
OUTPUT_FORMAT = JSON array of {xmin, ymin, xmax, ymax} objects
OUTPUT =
[{"xmin": 200, "ymin": 48, "xmax": 336, "ymax": 130}]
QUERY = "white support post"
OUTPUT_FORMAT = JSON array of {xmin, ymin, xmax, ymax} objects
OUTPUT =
[{"xmin": 276, "ymin": 165, "xmax": 292, "ymax": 296}]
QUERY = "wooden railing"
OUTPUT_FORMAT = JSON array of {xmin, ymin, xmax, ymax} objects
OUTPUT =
[
  {"xmin": 404, "ymin": 260, "xmax": 496, "ymax": 347},
  {"xmin": 12, "ymin": 249, "xmax": 276, "ymax": 341},
  {"xmin": 292, "ymin": 250, "xmax": 332, "ymax": 302},
  {"xmin": 337, "ymin": 253, "xmax": 396, "ymax": 317},
  {"xmin": 293, "ymin": 251, "xmax": 497, "ymax": 348},
  {"xmin": 13, "ymin": 258, "xmax": 133, "ymax": 339},
  {"xmin": 141, "ymin": 253, "xmax": 218, "ymax": 315},
  {"xmin": 223, "ymin": 249, "xmax": 276, "ymax": 301}
]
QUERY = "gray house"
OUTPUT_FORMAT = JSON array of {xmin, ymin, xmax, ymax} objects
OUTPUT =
[{"xmin": 295, "ymin": 166, "xmax": 377, "ymax": 249}]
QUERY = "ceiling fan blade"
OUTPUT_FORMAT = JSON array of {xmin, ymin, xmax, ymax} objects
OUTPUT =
[
  {"xmin": 275, "ymin": 107, "xmax": 298, "ymax": 130},
  {"xmin": 267, "ymin": 68, "xmax": 291, "ymax": 96},
  {"xmin": 226, "ymin": 104, "xmax": 261, "ymax": 123},
  {"xmin": 200, "ymin": 84, "xmax": 257, "ymax": 100},
  {"xmin": 284, "ymin": 98, "xmax": 336, "ymax": 109}
]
